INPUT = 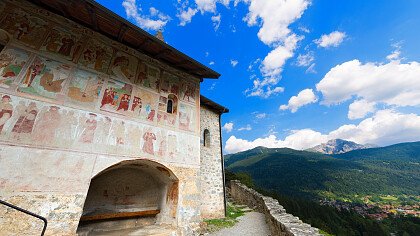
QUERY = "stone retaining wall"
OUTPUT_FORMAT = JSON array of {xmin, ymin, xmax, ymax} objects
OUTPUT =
[{"xmin": 230, "ymin": 180, "xmax": 321, "ymax": 236}]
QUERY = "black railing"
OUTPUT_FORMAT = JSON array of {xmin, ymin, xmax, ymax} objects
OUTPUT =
[{"xmin": 0, "ymin": 199, "xmax": 47, "ymax": 236}]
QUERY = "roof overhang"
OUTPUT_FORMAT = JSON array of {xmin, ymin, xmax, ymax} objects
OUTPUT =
[
  {"xmin": 200, "ymin": 96, "xmax": 229, "ymax": 114},
  {"xmin": 29, "ymin": 0, "xmax": 220, "ymax": 80}
]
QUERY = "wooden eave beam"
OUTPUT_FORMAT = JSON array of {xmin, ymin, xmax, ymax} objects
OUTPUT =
[
  {"xmin": 85, "ymin": 3, "xmax": 99, "ymax": 31},
  {"xmin": 117, "ymin": 24, "xmax": 128, "ymax": 42}
]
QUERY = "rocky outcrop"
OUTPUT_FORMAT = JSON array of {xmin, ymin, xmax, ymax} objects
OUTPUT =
[
  {"xmin": 230, "ymin": 180, "xmax": 321, "ymax": 236},
  {"xmin": 308, "ymin": 139, "xmax": 377, "ymax": 154}
]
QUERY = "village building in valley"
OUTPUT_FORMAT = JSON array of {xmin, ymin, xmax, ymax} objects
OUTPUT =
[{"xmin": 0, "ymin": 0, "xmax": 228, "ymax": 235}]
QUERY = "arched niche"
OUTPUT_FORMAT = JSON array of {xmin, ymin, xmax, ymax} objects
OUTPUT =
[{"xmin": 77, "ymin": 159, "xmax": 179, "ymax": 234}]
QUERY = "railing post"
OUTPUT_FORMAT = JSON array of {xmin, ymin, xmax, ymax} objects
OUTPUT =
[{"xmin": 0, "ymin": 199, "xmax": 47, "ymax": 236}]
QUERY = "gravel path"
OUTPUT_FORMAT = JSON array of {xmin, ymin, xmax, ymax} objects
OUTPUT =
[{"xmin": 208, "ymin": 212, "xmax": 270, "ymax": 236}]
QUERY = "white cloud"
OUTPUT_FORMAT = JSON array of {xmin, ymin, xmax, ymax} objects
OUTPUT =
[
  {"xmin": 348, "ymin": 99, "xmax": 376, "ymax": 120},
  {"xmin": 296, "ymin": 51, "xmax": 314, "ymax": 67},
  {"xmin": 244, "ymin": 0, "xmax": 310, "ymax": 45},
  {"xmin": 298, "ymin": 26, "xmax": 310, "ymax": 33},
  {"xmin": 225, "ymin": 110, "xmax": 420, "ymax": 153},
  {"xmin": 245, "ymin": 85, "xmax": 284, "ymax": 98},
  {"xmin": 122, "ymin": 0, "xmax": 170, "ymax": 31},
  {"xmin": 222, "ymin": 122, "xmax": 234, "ymax": 133},
  {"xmin": 209, "ymin": 61, "xmax": 215, "ymax": 65},
  {"xmin": 255, "ymin": 113, "xmax": 266, "ymax": 119},
  {"xmin": 316, "ymin": 59, "xmax": 420, "ymax": 107},
  {"xmin": 177, "ymin": 7, "xmax": 198, "ymax": 26},
  {"xmin": 315, "ymin": 31, "xmax": 346, "ymax": 48},
  {"xmin": 280, "ymin": 88, "xmax": 318, "ymax": 113},
  {"xmin": 211, "ymin": 14, "xmax": 221, "ymax": 30},
  {"xmin": 238, "ymin": 124, "xmax": 252, "ymax": 131},
  {"xmin": 243, "ymin": 0, "xmax": 310, "ymax": 98},
  {"xmin": 230, "ymin": 59, "xmax": 239, "ymax": 67},
  {"xmin": 225, "ymin": 129, "xmax": 328, "ymax": 153},
  {"xmin": 328, "ymin": 110, "xmax": 420, "ymax": 146}
]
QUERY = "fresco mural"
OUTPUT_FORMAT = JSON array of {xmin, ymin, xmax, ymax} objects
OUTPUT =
[
  {"xmin": 0, "ymin": 94, "xmax": 13, "ymax": 134},
  {"xmin": 137, "ymin": 63, "xmax": 159, "ymax": 91},
  {"xmin": 40, "ymin": 27, "xmax": 83, "ymax": 61},
  {"xmin": 142, "ymin": 126, "xmax": 157, "ymax": 155},
  {"xmin": 157, "ymin": 95, "xmax": 177, "ymax": 127},
  {"xmin": 109, "ymin": 50, "xmax": 138, "ymax": 83},
  {"xmin": 0, "ymin": 47, "xmax": 30, "ymax": 89},
  {"xmin": 0, "ymin": 2, "xmax": 201, "ymax": 166},
  {"xmin": 130, "ymin": 86, "xmax": 158, "ymax": 122},
  {"xmin": 179, "ymin": 103, "xmax": 196, "ymax": 132},
  {"xmin": 0, "ymin": 92, "xmax": 199, "ymax": 164},
  {"xmin": 0, "ymin": 8, "xmax": 48, "ymax": 48},
  {"xmin": 66, "ymin": 69, "xmax": 104, "ymax": 109},
  {"xmin": 180, "ymin": 81, "xmax": 198, "ymax": 104},
  {"xmin": 78, "ymin": 39, "xmax": 113, "ymax": 73},
  {"xmin": 100, "ymin": 79, "xmax": 132, "ymax": 115},
  {"xmin": 10, "ymin": 100, "xmax": 38, "ymax": 142},
  {"xmin": 18, "ymin": 55, "xmax": 71, "ymax": 100},
  {"xmin": 160, "ymin": 72, "xmax": 180, "ymax": 96}
]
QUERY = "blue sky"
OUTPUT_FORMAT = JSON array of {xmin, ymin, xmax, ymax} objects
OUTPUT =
[{"xmin": 97, "ymin": 0, "xmax": 420, "ymax": 153}]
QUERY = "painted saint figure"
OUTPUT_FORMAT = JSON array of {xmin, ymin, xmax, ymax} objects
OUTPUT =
[
  {"xmin": 11, "ymin": 101, "xmax": 38, "ymax": 137},
  {"xmin": 117, "ymin": 94, "xmax": 130, "ymax": 111},
  {"xmin": 33, "ymin": 105, "xmax": 61, "ymax": 144},
  {"xmin": 0, "ymin": 95, "xmax": 13, "ymax": 133},
  {"xmin": 142, "ymin": 130, "xmax": 156, "ymax": 155},
  {"xmin": 79, "ymin": 113, "xmax": 97, "ymax": 143}
]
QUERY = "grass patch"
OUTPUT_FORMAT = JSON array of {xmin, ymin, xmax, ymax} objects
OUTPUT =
[
  {"xmin": 319, "ymin": 229, "xmax": 335, "ymax": 236},
  {"xmin": 204, "ymin": 202, "xmax": 247, "ymax": 232}
]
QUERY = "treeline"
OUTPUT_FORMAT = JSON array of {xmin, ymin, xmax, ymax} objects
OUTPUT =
[{"xmin": 226, "ymin": 170, "xmax": 420, "ymax": 236}]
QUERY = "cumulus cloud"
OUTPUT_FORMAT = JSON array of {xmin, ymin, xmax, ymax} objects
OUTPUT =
[
  {"xmin": 225, "ymin": 110, "xmax": 420, "ymax": 153},
  {"xmin": 280, "ymin": 88, "xmax": 318, "ymax": 113},
  {"xmin": 316, "ymin": 59, "xmax": 420, "ymax": 107},
  {"xmin": 231, "ymin": 59, "xmax": 239, "ymax": 67},
  {"xmin": 222, "ymin": 122, "xmax": 234, "ymax": 133},
  {"xmin": 244, "ymin": 0, "xmax": 310, "ymax": 45},
  {"xmin": 177, "ymin": 7, "xmax": 198, "ymax": 26},
  {"xmin": 122, "ymin": 0, "xmax": 170, "ymax": 31},
  {"xmin": 315, "ymin": 31, "xmax": 346, "ymax": 48},
  {"xmin": 209, "ymin": 61, "xmax": 215, "ymax": 65},
  {"xmin": 238, "ymin": 124, "xmax": 252, "ymax": 131},
  {"xmin": 195, "ymin": 0, "xmax": 229, "ymax": 13},
  {"xmin": 225, "ymin": 129, "xmax": 328, "ymax": 153},
  {"xmin": 348, "ymin": 99, "xmax": 376, "ymax": 120},
  {"xmin": 243, "ymin": 0, "xmax": 310, "ymax": 98}
]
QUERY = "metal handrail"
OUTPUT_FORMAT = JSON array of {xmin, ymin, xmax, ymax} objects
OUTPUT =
[{"xmin": 0, "ymin": 199, "xmax": 47, "ymax": 236}]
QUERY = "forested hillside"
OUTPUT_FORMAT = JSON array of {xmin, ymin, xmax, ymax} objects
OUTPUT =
[{"xmin": 225, "ymin": 142, "xmax": 420, "ymax": 200}]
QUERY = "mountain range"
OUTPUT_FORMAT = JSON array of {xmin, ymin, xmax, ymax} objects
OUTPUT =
[
  {"xmin": 225, "ymin": 141, "xmax": 420, "ymax": 201},
  {"xmin": 307, "ymin": 139, "xmax": 377, "ymax": 154}
]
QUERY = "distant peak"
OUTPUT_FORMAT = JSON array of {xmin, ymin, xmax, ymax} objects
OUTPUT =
[{"xmin": 307, "ymin": 139, "xmax": 374, "ymax": 154}]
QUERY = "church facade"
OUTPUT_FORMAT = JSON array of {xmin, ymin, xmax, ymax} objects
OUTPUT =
[{"xmin": 0, "ymin": 0, "xmax": 227, "ymax": 235}]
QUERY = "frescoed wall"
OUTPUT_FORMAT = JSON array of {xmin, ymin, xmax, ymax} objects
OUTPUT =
[
  {"xmin": 0, "ymin": 0, "xmax": 201, "ymax": 166},
  {"xmin": 0, "ymin": 1, "xmax": 207, "ymax": 235}
]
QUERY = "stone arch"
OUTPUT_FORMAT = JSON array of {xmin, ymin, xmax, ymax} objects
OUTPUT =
[{"xmin": 77, "ymin": 159, "xmax": 179, "ymax": 234}]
